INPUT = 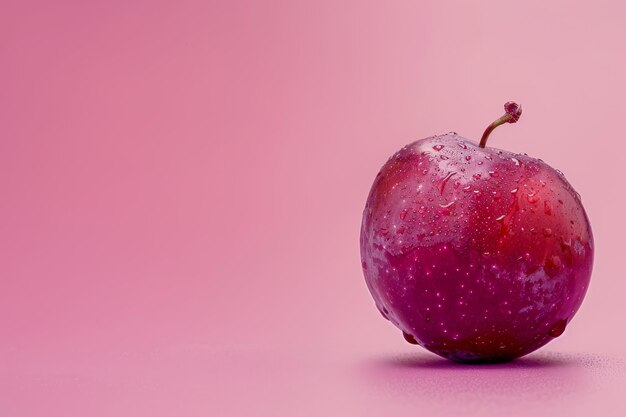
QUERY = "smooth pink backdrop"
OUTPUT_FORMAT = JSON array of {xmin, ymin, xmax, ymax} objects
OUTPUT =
[{"xmin": 1, "ymin": 1, "xmax": 625, "ymax": 416}]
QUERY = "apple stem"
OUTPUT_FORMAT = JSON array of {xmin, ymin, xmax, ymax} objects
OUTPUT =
[{"xmin": 479, "ymin": 102, "xmax": 522, "ymax": 148}]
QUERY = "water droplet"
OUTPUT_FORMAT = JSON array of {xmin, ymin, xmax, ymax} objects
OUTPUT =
[
  {"xmin": 544, "ymin": 201, "xmax": 553, "ymax": 215},
  {"xmin": 399, "ymin": 209, "xmax": 408, "ymax": 220},
  {"xmin": 439, "ymin": 171, "xmax": 457, "ymax": 194},
  {"xmin": 457, "ymin": 142, "xmax": 468, "ymax": 149},
  {"xmin": 488, "ymin": 170, "xmax": 497, "ymax": 177},
  {"xmin": 377, "ymin": 305, "xmax": 389, "ymax": 320},
  {"xmin": 511, "ymin": 188, "xmax": 518, "ymax": 194},
  {"xmin": 439, "ymin": 201, "xmax": 455, "ymax": 216},
  {"xmin": 472, "ymin": 173, "xmax": 482, "ymax": 180},
  {"xmin": 492, "ymin": 190, "xmax": 501, "ymax": 200},
  {"xmin": 548, "ymin": 319, "xmax": 568, "ymax": 337},
  {"xmin": 560, "ymin": 237, "xmax": 575, "ymax": 265},
  {"xmin": 544, "ymin": 255, "xmax": 562, "ymax": 277},
  {"xmin": 495, "ymin": 214, "xmax": 506, "ymax": 221},
  {"xmin": 511, "ymin": 157, "xmax": 520, "ymax": 166},
  {"xmin": 422, "ymin": 169, "xmax": 428, "ymax": 175},
  {"xmin": 543, "ymin": 228, "xmax": 553, "ymax": 237},
  {"xmin": 465, "ymin": 155, "xmax": 472, "ymax": 161},
  {"xmin": 485, "ymin": 155, "xmax": 492, "ymax": 160},
  {"xmin": 463, "ymin": 185, "xmax": 472, "ymax": 192},
  {"xmin": 433, "ymin": 144, "xmax": 444, "ymax": 151},
  {"xmin": 527, "ymin": 193, "xmax": 540, "ymax": 203},
  {"xmin": 440, "ymin": 155, "xmax": 449, "ymax": 160},
  {"xmin": 482, "ymin": 252, "xmax": 491, "ymax": 258},
  {"xmin": 402, "ymin": 331, "xmax": 419, "ymax": 345},
  {"xmin": 418, "ymin": 206, "xmax": 426, "ymax": 214}
]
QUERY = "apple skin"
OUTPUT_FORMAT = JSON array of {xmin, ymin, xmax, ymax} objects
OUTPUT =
[{"xmin": 360, "ymin": 133, "xmax": 593, "ymax": 362}]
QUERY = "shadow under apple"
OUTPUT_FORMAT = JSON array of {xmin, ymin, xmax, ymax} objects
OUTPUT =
[{"xmin": 355, "ymin": 351, "xmax": 617, "ymax": 413}]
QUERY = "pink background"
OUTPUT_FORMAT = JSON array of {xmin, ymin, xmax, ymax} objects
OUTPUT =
[{"xmin": 1, "ymin": 1, "xmax": 625, "ymax": 416}]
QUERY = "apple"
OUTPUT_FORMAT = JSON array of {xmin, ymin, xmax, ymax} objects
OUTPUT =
[{"xmin": 360, "ymin": 102, "xmax": 593, "ymax": 362}]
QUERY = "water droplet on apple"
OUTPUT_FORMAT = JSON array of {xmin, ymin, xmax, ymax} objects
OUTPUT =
[
  {"xmin": 511, "ymin": 157, "xmax": 520, "ymax": 166},
  {"xmin": 488, "ymin": 170, "xmax": 497, "ymax": 177},
  {"xmin": 477, "ymin": 161, "xmax": 484, "ymax": 165},
  {"xmin": 399, "ymin": 209, "xmax": 408, "ymax": 220},
  {"xmin": 543, "ymin": 228, "xmax": 553, "ymax": 237},
  {"xmin": 527, "ymin": 193, "xmax": 540, "ymax": 203},
  {"xmin": 439, "ymin": 201, "xmax": 455, "ymax": 215},
  {"xmin": 439, "ymin": 171, "xmax": 457, "ymax": 194},
  {"xmin": 560, "ymin": 237, "xmax": 575, "ymax": 265},
  {"xmin": 403, "ymin": 331, "xmax": 419, "ymax": 345},
  {"xmin": 433, "ymin": 144, "xmax": 444, "ymax": 151},
  {"xmin": 511, "ymin": 188, "xmax": 518, "ymax": 194},
  {"xmin": 463, "ymin": 185, "xmax": 472, "ymax": 192},
  {"xmin": 544, "ymin": 255, "xmax": 562, "ymax": 277},
  {"xmin": 548, "ymin": 319, "xmax": 568, "ymax": 337},
  {"xmin": 492, "ymin": 190, "xmax": 501, "ymax": 200},
  {"xmin": 473, "ymin": 173, "xmax": 482, "ymax": 180},
  {"xmin": 465, "ymin": 155, "xmax": 472, "ymax": 161},
  {"xmin": 495, "ymin": 214, "xmax": 506, "ymax": 221},
  {"xmin": 457, "ymin": 142, "xmax": 468, "ymax": 149},
  {"xmin": 544, "ymin": 201, "xmax": 553, "ymax": 215}
]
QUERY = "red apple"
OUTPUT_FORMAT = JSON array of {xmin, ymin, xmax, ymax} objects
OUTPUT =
[{"xmin": 360, "ymin": 102, "xmax": 593, "ymax": 362}]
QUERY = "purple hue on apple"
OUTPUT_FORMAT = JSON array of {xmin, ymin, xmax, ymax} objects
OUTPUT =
[{"xmin": 360, "ymin": 103, "xmax": 593, "ymax": 362}]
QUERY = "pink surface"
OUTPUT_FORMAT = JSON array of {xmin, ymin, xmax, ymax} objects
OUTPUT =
[{"xmin": 1, "ymin": 1, "xmax": 625, "ymax": 416}]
